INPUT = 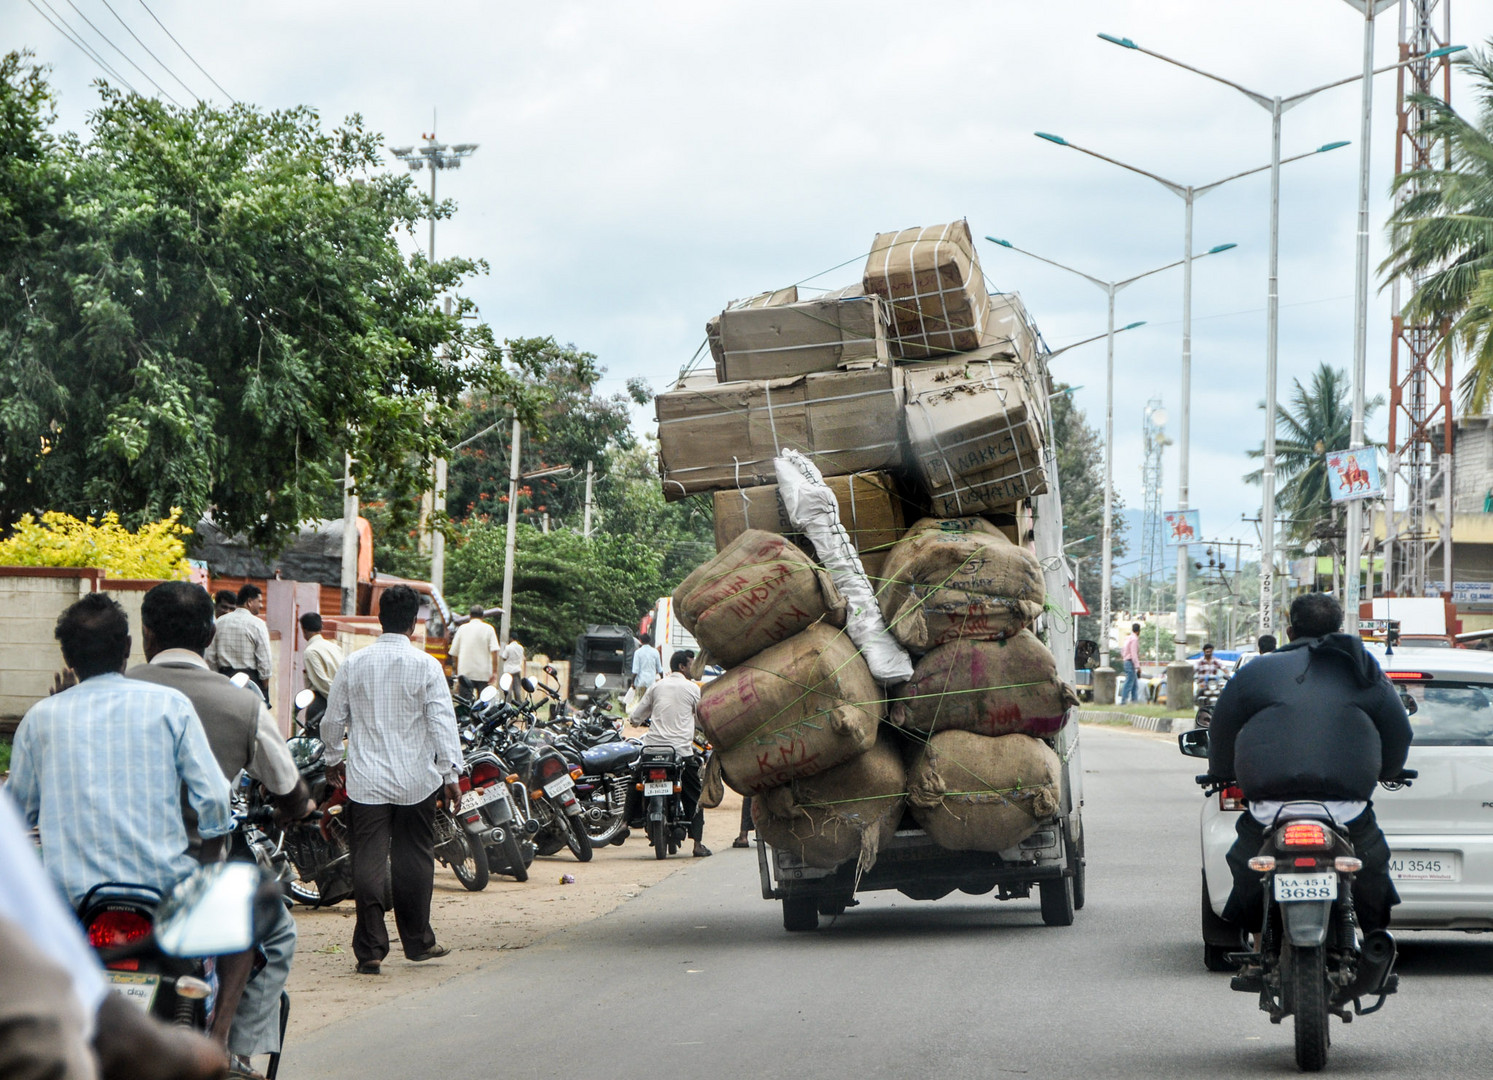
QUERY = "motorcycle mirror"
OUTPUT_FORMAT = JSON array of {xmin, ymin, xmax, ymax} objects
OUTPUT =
[
  {"xmin": 228, "ymin": 672, "xmax": 251, "ymax": 689},
  {"xmin": 154, "ymin": 862, "xmax": 269, "ymax": 958},
  {"xmin": 479, "ymin": 685, "xmax": 499, "ymax": 703},
  {"xmin": 499, "ymin": 673, "xmax": 513, "ymax": 692},
  {"xmin": 594, "ymin": 673, "xmax": 607, "ymax": 689},
  {"xmin": 521, "ymin": 676, "xmax": 538, "ymax": 693},
  {"xmin": 1177, "ymin": 728, "xmax": 1211, "ymax": 759},
  {"xmin": 294, "ymin": 689, "xmax": 316, "ymax": 710},
  {"xmin": 544, "ymin": 664, "xmax": 558, "ymax": 677}
]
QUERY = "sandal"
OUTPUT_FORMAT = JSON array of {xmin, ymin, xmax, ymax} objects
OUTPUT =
[
  {"xmin": 693, "ymin": 845, "xmax": 713, "ymax": 858},
  {"xmin": 732, "ymin": 837, "xmax": 750, "ymax": 849}
]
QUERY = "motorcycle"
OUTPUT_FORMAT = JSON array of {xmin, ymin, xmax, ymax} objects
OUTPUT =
[
  {"xmin": 267, "ymin": 730, "xmax": 353, "ymax": 907},
  {"xmin": 1182, "ymin": 729, "xmax": 1413, "ymax": 1072},
  {"xmin": 1194, "ymin": 674, "xmax": 1228, "ymax": 728},
  {"xmin": 495, "ymin": 674, "xmax": 594, "ymax": 862},
  {"xmin": 629, "ymin": 745, "xmax": 689, "ymax": 860},
  {"xmin": 552, "ymin": 674, "xmax": 638, "ymax": 847}
]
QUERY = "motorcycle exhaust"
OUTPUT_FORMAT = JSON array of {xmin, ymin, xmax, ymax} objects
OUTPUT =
[{"xmin": 1355, "ymin": 929, "xmax": 1397, "ymax": 996}]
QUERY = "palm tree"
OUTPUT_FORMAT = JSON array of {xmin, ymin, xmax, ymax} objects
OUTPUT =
[
  {"xmin": 1380, "ymin": 45, "xmax": 1493, "ymax": 409},
  {"xmin": 1245, "ymin": 364, "xmax": 1384, "ymax": 548}
]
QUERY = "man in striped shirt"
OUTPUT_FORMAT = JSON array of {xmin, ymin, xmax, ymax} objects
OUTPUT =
[{"xmin": 8, "ymin": 593, "xmax": 233, "ymax": 907}]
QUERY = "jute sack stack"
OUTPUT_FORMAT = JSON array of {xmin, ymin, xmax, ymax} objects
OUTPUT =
[
  {"xmin": 877, "ymin": 516, "xmax": 1044, "ymax": 652},
  {"xmin": 906, "ymin": 730, "xmax": 1061, "ymax": 852},
  {"xmin": 697, "ymin": 623, "xmax": 883, "ymax": 795},
  {"xmin": 673, "ymin": 529, "xmax": 846, "ymax": 668},
  {"xmin": 890, "ymin": 631, "xmax": 1078, "ymax": 737},
  {"xmin": 752, "ymin": 740, "xmax": 906, "ymax": 873}
]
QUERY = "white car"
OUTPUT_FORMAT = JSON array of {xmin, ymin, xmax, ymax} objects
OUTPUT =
[{"xmin": 1194, "ymin": 645, "xmax": 1493, "ymax": 970}]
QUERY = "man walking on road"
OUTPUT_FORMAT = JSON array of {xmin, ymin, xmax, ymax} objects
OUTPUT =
[
  {"xmin": 300, "ymin": 612, "xmax": 343, "ymax": 733},
  {"xmin": 448, "ymin": 605, "xmax": 500, "ymax": 688},
  {"xmin": 1120, "ymin": 623, "xmax": 1141, "ymax": 704},
  {"xmin": 500, "ymin": 636, "xmax": 526, "ymax": 703},
  {"xmin": 206, "ymin": 584, "xmax": 273, "ymax": 694},
  {"xmin": 321, "ymin": 585, "xmax": 463, "ymax": 976}
]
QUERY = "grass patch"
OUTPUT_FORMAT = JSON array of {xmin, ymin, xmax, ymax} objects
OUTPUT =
[
  {"xmin": 1080, "ymin": 702, "xmax": 1194, "ymax": 720},
  {"xmin": 0, "ymin": 736, "xmax": 10, "ymax": 775}
]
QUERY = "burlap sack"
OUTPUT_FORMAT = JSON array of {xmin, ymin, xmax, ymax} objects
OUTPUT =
[
  {"xmin": 698, "ymin": 623, "xmax": 883, "ymax": 795},
  {"xmin": 673, "ymin": 529, "xmax": 847, "ymax": 667},
  {"xmin": 890, "ymin": 631, "xmax": 1077, "ymax": 737},
  {"xmin": 906, "ymin": 731, "xmax": 1061, "ymax": 852},
  {"xmin": 752, "ymin": 740, "xmax": 906, "ymax": 873},
  {"xmin": 877, "ymin": 517, "xmax": 1044, "ymax": 650}
]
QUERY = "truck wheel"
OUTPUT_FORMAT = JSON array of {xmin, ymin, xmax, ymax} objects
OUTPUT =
[
  {"xmin": 1068, "ymin": 818, "xmax": 1086, "ymax": 912},
  {"xmin": 1201, "ymin": 874, "xmax": 1242, "ymax": 971},
  {"xmin": 1039, "ymin": 876, "xmax": 1074, "ymax": 926},
  {"xmin": 783, "ymin": 896, "xmax": 819, "ymax": 932}
]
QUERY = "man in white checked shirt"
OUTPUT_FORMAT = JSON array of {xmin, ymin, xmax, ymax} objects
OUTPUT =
[
  {"xmin": 8, "ymin": 593, "xmax": 233, "ymax": 907},
  {"xmin": 321, "ymin": 584, "xmax": 463, "ymax": 975}
]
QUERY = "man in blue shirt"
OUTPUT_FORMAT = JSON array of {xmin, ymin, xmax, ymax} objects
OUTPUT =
[{"xmin": 8, "ymin": 593, "xmax": 233, "ymax": 906}]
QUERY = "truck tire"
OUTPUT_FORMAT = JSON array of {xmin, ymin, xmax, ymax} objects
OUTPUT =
[
  {"xmin": 1068, "ymin": 817, "xmax": 1086, "ymax": 912},
  {"xmin": 1201, "ymin": 874, "xmax": 1243, "ymax": 972},
  {"xmin": 783, "ymin": 896, "xmax": 819, "ymax": 932},
  {"xmin": 1039, "ymin": 875, "xmax": 1074, "ymax": 926}
]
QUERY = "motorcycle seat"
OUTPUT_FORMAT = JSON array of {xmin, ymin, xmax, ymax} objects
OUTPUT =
[{"xmin": 582, "ymin": 741, "xmax": 641, "ymax": 774}]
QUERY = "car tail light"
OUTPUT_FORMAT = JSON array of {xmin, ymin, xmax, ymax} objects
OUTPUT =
[
  {"xmin": 1282, "ymin": 822, "xmax": 1328, "ymax": 848},
  {"xmin": 648, "ymin": 768, "xmax": 668, "ymax": 782},
  {"xmin": 1219, "ymin": 785, "xmax": 1246, "ymax": 812},
  {"xmin": 1385, "ymin": 671, "xmax": 1432, "ymax": 681},
  {"xmin": 471, "ymin": 762, "xmax": 503, "ymax": 787}
]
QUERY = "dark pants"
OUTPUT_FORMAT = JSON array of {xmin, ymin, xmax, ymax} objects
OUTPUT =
[
  {"xmin": 346, "ymin": 791, "xmax": 439, "ymax": 965},
  {"xmin": 740, "ymin": 795, "xmax": 753, "ymax": 835},
  {"xmin": 1223, "ymin": 805, "xmax": 1399, "ymax": 934}
]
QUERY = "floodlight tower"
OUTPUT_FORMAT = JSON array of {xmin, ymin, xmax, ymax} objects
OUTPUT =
[
  {"xmin": 389, "ymin": 128, "xmax": 478, "ymax": 595},
  {"xmin": 1141, "ymin": 400, "xmax": 1169, "ymax": 594}
]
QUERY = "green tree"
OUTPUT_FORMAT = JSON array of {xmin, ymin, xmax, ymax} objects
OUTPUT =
[
  {"xmin": 0, "ymin": 53, "xmax": 541, "ymax": 545},
  {"xmin": 1245, "ymin": 364, "xmax": 1383, "ymax": 548},
  {"xmin": 444, "ymin": 520, "xmax": 665, "ymax": 657},
  {"xmin": 1051, "ymin": 385, "xmax": 1126, "ymax": 642},
  {"xmin": 1381, "ymin": 44, "xmax": 1493, "ymax": 409}
]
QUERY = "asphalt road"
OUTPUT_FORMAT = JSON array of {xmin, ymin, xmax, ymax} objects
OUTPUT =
[{"xmin": 288, "ymin": 726, "xmax": 1493, "ymax": 1079}]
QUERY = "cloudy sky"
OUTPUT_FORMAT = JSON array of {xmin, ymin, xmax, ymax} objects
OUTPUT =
[{"xmin": 12, "ymin": 0, "xmax": 1493, "ymax": 561}]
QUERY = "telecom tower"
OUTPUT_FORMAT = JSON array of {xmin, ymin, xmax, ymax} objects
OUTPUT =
[
  {"xmin": 1384, "ymin": 0, "xmax": 1455, "ymax": 599},
  {"xmin": 1141, "ymin": 399, "xmax": 1168, "ymax": 590}
]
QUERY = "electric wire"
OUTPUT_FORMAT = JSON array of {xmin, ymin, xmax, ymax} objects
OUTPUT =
[
  {"xmin": 63, "ymin": 0, "xmax": 181, "ymax": 105},
  {"xmin": 133, "ymin": 0, "xmax": 235, "ymax": 102},
  {"xmin": 27, "ymin": 0, "xmax": 140, "ymax": 94},
  {"xmin": 96, "ymin": 0, "xmax": 201, "ymax": 103}
]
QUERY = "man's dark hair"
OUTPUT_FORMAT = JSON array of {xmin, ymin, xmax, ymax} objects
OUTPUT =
[
  {"xmin": 1258, "ymin": 634, "xmax": 1278, "ymax": 653},
  {"xmin": 1131, "ymin": 623, "xmax": 1141, "ymax": 634},
  {"xmin": 55, "ymin": 593, "xmax": 131, "ymax": 679},
  {"xmin": 669, "ymin": 649, "xmax": 693, "ymax": 674},
  {"xmin": 140, "ymin": 582, "xmax": 215, "ymax": 654},
  {"xmin": 639, "ymin": 632, "xmax": 652, "ymax": 646},
  {"xmin": 300, "ymin": 612, "xmax": 323, "ymax": 635},
  {"xmin": 1203, "ymin": 642, "xmax": 1215, "ymax": 651},
  {"xmin": 237, "ymin": 583, "xmax": 262, "ymax": 605},
  {"xmin": 1289, "ymin": 593, "xmax": 1343, "ymax": 639},
  {"xmin": 469, "ymin": 604, "xmax": 484, "ymax": 618},
  {"xmin": 214, "ymin": 589, "xmax": 238, "ymax": 610},
  {"xmin": 378, "ymin": 584, "xmax": 421, "ymax": 633}
]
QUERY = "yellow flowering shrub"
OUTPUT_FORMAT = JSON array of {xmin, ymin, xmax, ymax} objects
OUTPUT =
[{"xmin": 0, "ymin": 510, "xmax": 192, "ymax": 580}]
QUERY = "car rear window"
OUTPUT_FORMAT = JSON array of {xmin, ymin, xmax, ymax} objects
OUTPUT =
[{"xmin": 1397, "ymin": 680, "xmax": 1493, "ymax": 745}]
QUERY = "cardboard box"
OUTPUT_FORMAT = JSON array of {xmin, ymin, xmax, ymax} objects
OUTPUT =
[
  {"xmin": 863, "ymin": 219, "xmax": 992, "ymax": 359},
  {"xmin": 714, "ymin": 286, "xmax": 889, "ymax": 382},
  {"xmin": 656, "ymin": 366, "xmax": 904, "ymax": 500},
  {"xmin": 903, "ymin": 355, "xmax": 1048, "ymax": 515},
  {"xmin": 706, "ymin": 286, "xmax": 798, "ymax": 369},
  {"xmin": 712, "ymin": 471, "xmax": 909, "ymax": 580}
]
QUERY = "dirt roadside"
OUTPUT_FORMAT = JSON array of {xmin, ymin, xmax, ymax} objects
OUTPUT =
[{"xmin": 283, "ymin": 791, "xmax": 748, "ymax": 1039}]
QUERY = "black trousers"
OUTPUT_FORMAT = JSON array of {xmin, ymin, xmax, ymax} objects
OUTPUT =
[
  {"xmin": 1223, "ymin": 804, "xmax": 1399, "ymax": 934},
  {"xmin": 346, "ymin": 791, "xmax": 439, "ymax": 965},
  {"xmin": 740, "ymin": 795, "xmax": 753, "ymax": 835}
]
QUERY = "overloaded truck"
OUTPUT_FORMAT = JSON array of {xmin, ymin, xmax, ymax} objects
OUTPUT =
[{"xmin": 656, "ymin": 218, "xmax": 1084, "ymax": 931}]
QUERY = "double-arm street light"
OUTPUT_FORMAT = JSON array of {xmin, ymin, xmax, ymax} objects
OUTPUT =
[
  {"xmin": 985, "ymin": 237, "xmax": 1237, "ymax": 671},
  {"xmin": 1032, "ymin": 131, "xmax": 1348, "ymax": 664},
  {"xmin": 1100, "ymin": 28, "xmax": 1464, "ymax": 637}
]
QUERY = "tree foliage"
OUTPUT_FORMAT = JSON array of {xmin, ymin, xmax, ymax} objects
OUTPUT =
[
  {"xmin": 1051, "ymin": 385, "xmax": 1126, "ymax": 642},
  {"xmin": 0, "ymin": 509, "xmax": 190, "ymax": 579},
  {"xmin": 0, "ymin": 53, "xmax": 542, "ymax": 546},
  {"xmin": 1381, "ymin": 44, "xmax": 1493, "ymax": 410}
]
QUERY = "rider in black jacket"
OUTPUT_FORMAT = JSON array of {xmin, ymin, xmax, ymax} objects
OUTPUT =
[{"xmin": 1208, "ymin": 592, "xmax": 1413, "ymax": 933}]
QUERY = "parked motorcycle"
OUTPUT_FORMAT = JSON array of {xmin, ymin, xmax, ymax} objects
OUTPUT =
[
  {"xmin": 269, "ymin": 734, "xmax": 353, "ymax": 907},
  {"xmin": 551, "ymin": 674, "xmax": 637, "ymax": 846},
  {"xmin": 1181, "ymin": 729, "xmax": 1411, "ymax": 1072},
  {"xmin": 496, "ymin": 675, "xmax": 594, "ymax": 862},
  {"xmin": 630, "ymin": 745, "xmax": 689, "ymax": 860}
]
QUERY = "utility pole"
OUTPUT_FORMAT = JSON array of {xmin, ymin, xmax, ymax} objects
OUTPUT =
[
  {"xmin": 340, "ymin": 451, "xmax": 359, "ymax": 615},
  {"xmin": 500, "ymin": 418, "xmax": 521, "ymax": 645},
  {"xmin": 582, "ymin": 460, "xmax": 595, "ymax": 538}
]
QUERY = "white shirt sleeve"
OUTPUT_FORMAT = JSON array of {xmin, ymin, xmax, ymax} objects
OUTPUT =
[{"xmin": 245, "ymin": 705, "xmax": 301, "ymax": 795}]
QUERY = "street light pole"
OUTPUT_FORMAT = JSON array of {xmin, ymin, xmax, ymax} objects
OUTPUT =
[
  {"xmin": 985, "ymin": 236, "xmax": 1237, "ymax": 671},
  {"xmin": 1098, "ymin": 30, "xmax": 1463, "ymax": 637},
  {"xmin": 1032, "ymin": 133, "xmax": 1346, "ymax": 660}
]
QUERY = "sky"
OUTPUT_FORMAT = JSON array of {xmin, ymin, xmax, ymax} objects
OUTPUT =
[{"xmin": 11, "ymin": 0, "xmax": 1493, "ymax": 561}]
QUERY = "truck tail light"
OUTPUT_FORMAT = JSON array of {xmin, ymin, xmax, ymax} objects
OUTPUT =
[{"xmin": 1219, "ymin": 785, "xmax": 1246, "ymax": 811}]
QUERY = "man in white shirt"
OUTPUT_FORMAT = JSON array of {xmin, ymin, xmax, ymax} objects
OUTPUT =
[
  {"xmin": 629, "ymin": 650, "xmax": 711, "ymax": 857},
  {"xmin": 500, "ymin": 637, "xmax": 525, "ymax": 702},
  {"xmin": 448, "ymin": 606, "xmax": 500, "ymax": 687},
  {"xmin": 205, "ymin": 584, "xmax": 273, "ymax": 694},
  {"xmin": 321, "ymin": 585, "xmax": 463, "ymax": 976}
]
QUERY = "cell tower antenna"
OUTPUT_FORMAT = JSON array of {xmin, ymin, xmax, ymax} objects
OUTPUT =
[{"xmin": 1141, "ymin": 399, "xmax": 1169, "ymax": 594}]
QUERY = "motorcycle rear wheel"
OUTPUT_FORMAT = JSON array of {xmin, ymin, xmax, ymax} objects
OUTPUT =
[
  {"xmin": 494, "ymin": 828, "xmax": 529, "ymax": 883},
  {"xmin": 1290, "ymin": 945, "xmax": 1330, "ymax": 1072},
  {"xmin": 564, "ymin": 814, "xmax": 594, "ymax": 862},
  {"xmin": 443, "ymin": 828, "xmax": 490, "ymax": 892},
  {"xmin": 584, "ymin": 809, "xmax": 628, "ymax": 847},
  {"xmin": 649, "ymin": 819, "xmax": 668, "ymax": 860}
]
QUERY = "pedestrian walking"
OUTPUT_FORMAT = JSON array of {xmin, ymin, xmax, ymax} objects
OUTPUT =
[
  {"xmin": 320, "ymin": 585, "xmax": 463, "ymax": 976},
  {"xmin": 500, "ymin": 636, "xmax": 526, "ymax": 703},
  {"xmin": 448, "ymin": 605, "xmax": 500, "ymax": 688},
  {"xmin": 1120, "ymin": 623, "xmax": 1142, "ymax": 704},
  {"xmin": 205, "ymin": 584, "xmax": 272, "ymax": 694}
]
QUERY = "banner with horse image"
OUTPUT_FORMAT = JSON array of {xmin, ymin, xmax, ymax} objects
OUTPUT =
[
  {"xmin": 1163, "ymin": 509, "xmax": 1200, "ymax": 546},
  {"xmin": 1325, "ymin": 449, "xmax": 1381, "ymax": 502}
]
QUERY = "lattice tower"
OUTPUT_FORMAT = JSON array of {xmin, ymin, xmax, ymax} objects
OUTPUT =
[{"xmin": 1141, "ymin": 398, "xmax": 1167, "ymax": 588}]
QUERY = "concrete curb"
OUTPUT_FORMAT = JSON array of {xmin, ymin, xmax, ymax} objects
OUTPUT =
[{"xmin": 1075, "ymin": 709, "xmax": 1193, "ymax": 736}]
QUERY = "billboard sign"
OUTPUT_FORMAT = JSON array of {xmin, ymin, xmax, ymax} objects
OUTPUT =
[
  {"xmin": 1163, "ymin": 509, "xmax": 1200, "ymax": 546},
  {"xmin": 1325, "ymin": 449, "xmax": 1382, "ymax": 502}
]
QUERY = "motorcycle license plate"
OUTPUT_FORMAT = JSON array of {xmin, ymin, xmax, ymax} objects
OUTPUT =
[
  {"xmin": 1273, "ymin": 872, "xmax": 1338, "ymax": 902},
  {"xmin": 643, "ymin": 781, "xmax": 673, "ymax": 797},
  {"xmin": 1389, "ymin": 851, "xmax": 1460, "ymax": 882},
  {"xmin": 543, "ymin": 775, "xmax": 576, "ymax": 798},
  {"xmin": 458, "ymin": 787, "xmax": 500, "ymax": 813},
  {"xmin": 107, "ymin": 972, "xmax": 160, "ymax": 1011}
]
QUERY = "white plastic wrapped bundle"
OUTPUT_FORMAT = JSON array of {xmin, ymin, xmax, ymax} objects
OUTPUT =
[{"xmin": 773, "ymin": 449, "xmax": 914, "ymax": 684}]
